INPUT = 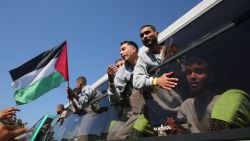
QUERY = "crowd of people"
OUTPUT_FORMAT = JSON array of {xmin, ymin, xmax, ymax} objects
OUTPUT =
[{"xmin": 57, "ymin": 24, "xmax": 250, "ymax": 140}]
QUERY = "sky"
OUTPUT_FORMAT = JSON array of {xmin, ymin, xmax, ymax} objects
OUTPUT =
[{"xmin": 0, "ymin": 0, "xmax": 201, "ymax": 127}]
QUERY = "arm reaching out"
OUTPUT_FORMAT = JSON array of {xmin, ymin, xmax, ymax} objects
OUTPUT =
[
  {"xmin": 0, "ymin": 124, "xmax": 27, "ymax": 141},
  {"xmin": 0, "ymin": 107, "xmax": 20, "ymax": 120}
]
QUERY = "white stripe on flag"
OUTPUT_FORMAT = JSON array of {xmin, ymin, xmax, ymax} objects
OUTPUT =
[{"xmin": 11, "ymin": 58, "xmax": 58, "ymax": 91}]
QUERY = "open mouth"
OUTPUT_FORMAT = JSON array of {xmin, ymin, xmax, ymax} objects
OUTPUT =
[
  {"xmin": 189, "ymin": 82, "xmax": 199, "ymax": 88},
  {"xmin": 121, "ymin": 55, "xmax": 126, "ymax": 60}
]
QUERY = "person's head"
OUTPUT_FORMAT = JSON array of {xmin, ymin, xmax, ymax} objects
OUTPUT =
[
  {"xmin": 76, "ymin": 76, "xmax": 87, "ymax": 89},
  {"xmin": 184, "ymin": 57, "xmax": 212, "ymax": 94},
  {"xmin": 120, "ymin": 41, "xmax": 138, "ymax": 65},
  {"xmin": 115, "ymin": 59, "xmax": 124, "ymax": 68},
  {"xmin": 56, "ymin": 104, "xmax": 65, "ymax": 114},
  {"xmin": 140, "ymin": 25, "xmax": 159, "ymax": 48}
]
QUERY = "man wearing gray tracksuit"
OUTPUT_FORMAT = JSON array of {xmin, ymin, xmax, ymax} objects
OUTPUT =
[
  {"xmin": 133, "ymin": 25, "xmax": 183, "ymax": 126},
  {"xmin": 107, "ymin": 41, "xmax": 145, "ymax": 140}
]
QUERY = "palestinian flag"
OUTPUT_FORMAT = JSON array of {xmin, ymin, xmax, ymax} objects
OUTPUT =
[{"xmin": 9, "ymin": 41, "xmax": 69, "ymax": 105}]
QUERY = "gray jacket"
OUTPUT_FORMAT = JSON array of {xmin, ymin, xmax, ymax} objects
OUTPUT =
[
  {"xmin": 71, "ymin": 85, "xmax": 101, "ymax": 113},
  {"xmin": 110, "ymin": 62, "xmax": 134, "ymax": 99},
  {"xmin": 133, "ymin": 50, "xmax": 161, "ymax": 89},
  {"xmin": 133, "ymin": 48, "xmax": 183, "ymax": 125}
]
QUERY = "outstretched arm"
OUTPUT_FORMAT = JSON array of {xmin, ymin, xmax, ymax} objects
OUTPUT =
[
  {"xmin": 0, "ymin": 124, "xmax": 27, "ymax": 141},
  {"xmin": 0, "ymin": 107, "xmax": 20, "ymax": 120}
]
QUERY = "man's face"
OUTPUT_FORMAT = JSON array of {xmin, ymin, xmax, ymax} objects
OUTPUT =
[
  {"xmin": 120, "ymin": 43, "xmax": 136, "ymax": 62},
  {"xmin": 140, "ymin": 27, "xmax": 158, "ymax": 48},
  {"xmin": 76, "ymin": 80, "xmax": 82, "ymax": 89},
  {"xmin": 185, "ymin": 63, "xmax": 209, "ymax": 93},
  {"xmin": 115, "ymin": 60, "xmax": 124, "ymax": 68},
  {"xmin": 56, "ymin": 107, "xmax": 63, "ymax": 114}
]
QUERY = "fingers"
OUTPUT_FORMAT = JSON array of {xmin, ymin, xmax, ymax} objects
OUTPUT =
[
  {"xmin": 66, "ymin": 87, "xmax": 72, "ymax": 94},
  {"xmin": 107, "ymin": 65, "xmax": 115, "ymax": 72},
  {"xmin": 107, "ymin": 65, "xmax": 118, "ymax": 75},
  {"xmin": 162, "ymin": 81, "xmax": 178, "ymax": 90},
  {"xmin": 2, "ymin": 107, "xmax": 20, "ymax": 115},
  {"xmin": 0, "ymin": 125, "xmax": 27, "ymax": 140},
  {"xmin": 8, "ymin": 127, "xmax": 27, "ymax": 139},
  {"xmin": 167, "ymin": 77, "xmax": 178, "ymax": 83},
  {"xmin": 158, "ymin": 72, "xmax": 178, "ymax": 90},
  {"xmin": 5, "ymin": 107, "xmax": 20, "ymax": 112},
  {"xmin": 4, "ymin": 112, "xmax": 16, "ymax": 118},
  {"xmin": 66, "ymin": 87, "xmax": 71, "ymax": 90},
  {"xmin": 164, "ymin": 72, "xmax": 178, "ymax": 82},
  {"xmin": 164, "ymin": 72, "xmax": 174, "ymax": 77},
  {"xmin": 0, "ymin": 108, "xmax": 27, "ymax": 140},
  {"xmin": 0, "ymin": 107, "xmax": 20, "ymax": 120}
]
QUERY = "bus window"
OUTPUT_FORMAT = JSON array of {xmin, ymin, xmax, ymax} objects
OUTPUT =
[
  {"xmin": 153, "ymin": 8, "xmax": 250, "ymax": 134},
  {"xmin": 30, "ymin": 114, "xmax": 55, "ymax": 141}
]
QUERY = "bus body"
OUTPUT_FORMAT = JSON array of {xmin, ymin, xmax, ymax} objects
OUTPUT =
[
  {"xmin": 30, "ymin": 114, "xmax": 56, "ymax": 141},
  {"xmin": 43, "ymin": 0, "xmax": 250, "ymax": 140}
]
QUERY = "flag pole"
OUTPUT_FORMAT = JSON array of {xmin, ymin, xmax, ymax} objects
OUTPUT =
[
  {"xmin": 65, "ymin": 41, "xmax": 71, "ymax": 106},
  {"xmin": 67, "ymin": 80, "xmax": 70, "ymax": 87},
  {"xmin": 65, "ymin": 41, "xmax": 73, "ymax": 110}
]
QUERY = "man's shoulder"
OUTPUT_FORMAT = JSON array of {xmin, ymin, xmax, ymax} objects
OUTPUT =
[
  {"xmin": 115, "ymin": 64, "xmax": 132, "ymax": 83},
  {"xmin": 179, "ymin": 98, "xmax": 194, "ymax": 114},
  {"xmin": 138, "ymin": 46, "xmax": 148, "ymax": 55},
  {"xmin": 83, "ymin": 85, "xmax": 92, "ymax": 89},
  {"xmin": 61, "ymin": 110, "xmax": 67, "ymax": 117},
  {"xmin": 138, "ymin": 50, "xmax": 154, "ymax": 61},
  {"xmin": 82, "ymin": 85, "xmax": 93, "ymax": 93},
  {"xmin": 213, "ymin": 95, "xmax": 221, "ymax": 100}
]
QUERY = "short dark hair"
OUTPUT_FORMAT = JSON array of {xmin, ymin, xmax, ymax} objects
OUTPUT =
[
  {"xmin": 140, "ymin": 25, "xmax": 157, "ymax": 32},
  {"xmin": 57, "ymin": 104, "xmax": 65, "ymax": 110},
  {"xmin": 120, "ymin": 40, "xmax": 139, "ymax": 52},
  {"xmin": 184, "ymin": 57, "xmax": 209, "ymax": 68},
  {"xmin": 77, "ymin": 76, "xmax": 87, "ymax": 85}
]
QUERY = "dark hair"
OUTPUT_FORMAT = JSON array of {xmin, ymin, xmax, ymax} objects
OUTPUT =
[
  {"xmin": 184, "ymin": 57, "xmax": 209, "ymax": 69},
  {"xmin": 57, "ymin": 104, "xmax": 65, "ymax": 110},
  {"xmin": 77, "ymin": 76, "xmax": 87, "ymax": 85},
  {"xmin": 120, "ymin": 40, "xmax": 139, "ymax": 52},
  {"xmin": 140, "ymin": 25, "xmax": 157, "ymax": 32}
]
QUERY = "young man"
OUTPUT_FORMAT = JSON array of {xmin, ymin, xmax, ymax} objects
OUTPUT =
[
  {"xmin": 133, "ymin": 25, "xmax": 182, "ymax": 126},
  {"xmin": 107, "ymin": 59, "xmax": 124, "ymax": 104},
  {"xmin": 177, "ymin": 57, "xmax": 220, "ymax": 133},
  {"xmin": 107, "ymin": 41, "xmax": 145, "ymax": 140},
  {"xmin": 56, "ymin": 104, "xmax": 67, "ymax": 126},
  {"xmin": 67, "ymin": 76, "xmax": 102, "ymax": 141},
  {"xmin": 134, "ymin": 25, "xmax": 178, "ymax": 90},
  {"xmin": 67, "ymin": 76, "xmax": 101, "ymax": 114}
]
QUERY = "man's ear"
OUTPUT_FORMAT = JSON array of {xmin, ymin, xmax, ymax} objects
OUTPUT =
[
  {"xmin": 133, "ymin": 46, "xmax": 137, "ymax": 53},
  {"xmin": 132, "ymin": 47, "xmax": 137, "ymax": 52}
]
